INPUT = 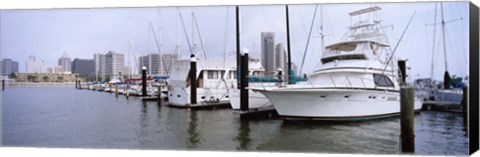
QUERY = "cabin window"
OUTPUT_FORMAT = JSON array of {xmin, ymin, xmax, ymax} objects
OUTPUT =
[
  {"xmin": 321, "ymin": 54, "xmax": 366, "ymax": 64},
  {"xmin": 373, "ymin": 74, "xmax": 394, "ymax": 87},
  {"xmin": 207, "ymin": 71, "xmax": 219, "ymax": 79},
  {"xmin": 221, "ymin": 71, "xmax": 225, "ymax": 78},
  {"xmin": 252, "ymin": 71, "xmax": 262, "ymax": 76},
  {"xmin": 227, "ymin": 71, "xmax": 237, "ymax": 79}
]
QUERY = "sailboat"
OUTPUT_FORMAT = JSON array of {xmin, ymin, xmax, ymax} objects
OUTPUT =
[
  {"xmin": 416, "ymin": 2, "xmax": 464, "ymax": 105},
  {"xmin": 251, "ymin": 6, "xmax": 422, "ymax": 121}
]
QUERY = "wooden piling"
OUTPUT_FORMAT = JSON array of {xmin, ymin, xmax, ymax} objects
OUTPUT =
[
  {"xmin": 78, "ymin": 80, "xmax": 82, "ymax": 89},
  {"xmin": 398, "ymin": 59, "xmax": 406, "ymax": 86},
  {"xmin": 462, "ymin": 86, "xmax": 468, "ymax": 134},
  {"xmin": 157, "ymin": 86, "xmax": 162, "ymax": 106},
  {"xmin": 109, "ymin": 84, "xmax": 112, "ymax": 93},
  {"xmin": 190, "ymin": 54, "xmax": 197, "ymax": 104},
  {"xmin": 115, "ymin": 85, "xmax": 118, "ymax": 98},
  {"xmin": 400, "ymin": 87, "xmax": 415, "ymax": 153},
  {"xmin": 75, "ymin": 80, "xmax": 78, "ymax": 89},
  {"xmin": 142, "ymin": 66, "xmax": 147, "ymax": 97},
  {"xmin": 126, "ymin": 84, "xmax": 130, "ymax": 99},
  {"xmin": 240, "ymin": 50, "xmax": 249, "ymax": 111},
  {"xmin": 2, "ymin": 79, "xmax": 5, "ymax": 91}
]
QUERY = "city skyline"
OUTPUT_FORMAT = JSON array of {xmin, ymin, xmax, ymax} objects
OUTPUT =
[{"xmin": 0, "ymin": 1, "xmax": 469, "ymax": 81}]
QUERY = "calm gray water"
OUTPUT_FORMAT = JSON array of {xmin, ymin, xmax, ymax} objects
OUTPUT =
[{"xmin": 2, "ymin": 88, "xmax": 468, "ymax": 155}]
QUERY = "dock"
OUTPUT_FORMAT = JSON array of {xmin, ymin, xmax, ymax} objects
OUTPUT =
[
  {"xmin": 421, "ymin": 101, "xmax": 464, "ymax": 113},
  {"xmin": 236, "ymin": 107, "xmax": 279, "ymax": 120}
]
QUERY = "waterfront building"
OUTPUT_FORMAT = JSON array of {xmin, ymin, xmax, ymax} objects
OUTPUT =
[
  {"xmin": 47, "ymin": 66, "xmax": 63, "ymax": 74},
  {"xmin": 72, "ymin": 58, "xmax": 95, "ymax": 81},
  {"xmin": 94, "ymin": 53, "xmax": 106, "ymax": 81},
  {"xmin": 104, "ymin": 51, "xmax": 124, "ymax": 79},
  {"xmin": 26, "ymin": 55, "xmax": 48, "ymax": 73},
  {"xmin": 138, "ymin": 53, "xmax": 179, "ymax": 76},
  {"xmin": 14, "ymin": 72, "xmax": 80, "ymax": 82},
  {"xmin": 1, "ymin": 58, "xmax": 19, "ymax": 76},
  {"xmin": 58, "ymin": 53, "xmax": 72, "ymax": 73},
  {"xmin": 261, "ymin": 32, "xmax": 275, "ymax": 75}
]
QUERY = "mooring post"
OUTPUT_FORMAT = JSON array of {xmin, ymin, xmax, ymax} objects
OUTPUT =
[
  {"xmin": 190, "ymin": 54, "xmax": 197, "ymax": 105},
  {"xmin": 79, "ymin": 80, "xmax": 82, "ymax": 89},
  {"xmin": 75, "ymin": 80, "xmax": 78, "ymax": 89},
  {"xmin": 240, "ymin": 48, "xmax": 249, "ymax": 111},
  {"xmin": 126, "ymin": 84, "xmax": 130, "ymax": 99},
  {"xmin": 400, "ymin": 86, "xmax": 415, "ymax": 153},
  {"xmin": 462, "ymin": 86, "xmax": 468, "ymax": 133},
  {"xmin": 398, "ymin": 59, "xmax": 407, "ymax": 86},
  {"xmin": 109, "ymin": 84, "xmax": 112, "ymax": 93},
  {"xmin": 142, "ymin": 66, "xmax": 147, "ymax": 97},
  {"xmin": 115, "ymin": 85, "xmax": 118, "ymax": 98},
  {"xmin": 157, "ymin": 85, "xmax": 162, "ymax": 106},
  {"xmin": 2, "ymin": 79, "xmax": 5, "ymax": 91}
]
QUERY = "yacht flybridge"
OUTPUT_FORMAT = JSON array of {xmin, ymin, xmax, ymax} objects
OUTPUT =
[{"xmin": 251, "ymin": 6, "xmax": 422, "ymax": 121}]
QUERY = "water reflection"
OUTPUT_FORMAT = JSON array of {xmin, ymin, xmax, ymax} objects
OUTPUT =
[
  {"xmin": 187, "ymin": 110, "xmax": 200, "ymax": 148},
  {"xmin": 136, "ymin": 102, "xmax": 149, "ymax": 145},
  {"xmin": 236, "ymin": 121, "xmax": 252, "ymax": 150}
]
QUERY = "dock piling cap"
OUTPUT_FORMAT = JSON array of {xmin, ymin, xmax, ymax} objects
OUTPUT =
[
  {"xmin": 142, "ymin": 66, "xmax": 147, "ymax": 70},
  {"xmin": 241, "ymin": 47, "xmax": 249, "ymax": 55},
  {"xmin": 190, "ymin": 54, "xmax": 196, "ymax": 62},
  {"xmin": 397, "ymin": 57, "xmax": 408, "ymax": 61}
]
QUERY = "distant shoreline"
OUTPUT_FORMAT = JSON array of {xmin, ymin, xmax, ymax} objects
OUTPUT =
[{"xmin": 5, "ymin": 82, "xmax": 78, "ymax": 87}]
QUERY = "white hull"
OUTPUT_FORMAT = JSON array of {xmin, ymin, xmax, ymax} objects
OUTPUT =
[
  {"xmin": 433, "ymin": 89, "xmax": 463, "ymax": 104},
  {"xmin": 168, "ymin": 86, "xmax": 230, "ymax": 107},
  {"xmin": 228, "ymin": 88, "xmax": 272, "ymax": 110},
  {"xmin": 258, "ymin": 88, "xmax": 422, "ymax": 120}
]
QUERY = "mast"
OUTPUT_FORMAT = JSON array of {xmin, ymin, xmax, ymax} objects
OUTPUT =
[
  {"xmin": 285, "ymin": 5, "xmax": 292, "ymax": 84},
  {"xmin": 319, "ymin": 5, "xmax": 325, "ymax": 53},
  {"xmin": 430, "ymin": 3, "xmax": 438, "ymax": 80},
  {"xmin": 440, "ymin": 2, "xmax": 448, "ymax": 73},
  {"xmin": 299, "ymin": 5, "xmax": 319, "ymax": 75},
  {"xmin": 440, "ymin": 2, "xmax": 451, "ymax": 89},
  {"xmin": 192, "ymin": 12, "xmax": 195, "ymax": 57},
  {"xmin": 236, "ymin": 6, "xmax": 240, "ymax": 71}
]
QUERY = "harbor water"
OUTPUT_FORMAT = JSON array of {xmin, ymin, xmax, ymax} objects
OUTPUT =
[{"xmin": 2, "ymin": 88, "xmax": 468, "ymax": 155}]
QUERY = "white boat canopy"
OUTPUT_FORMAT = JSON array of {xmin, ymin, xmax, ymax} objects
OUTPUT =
[{"xmin": 349, "ymin": 6, "xmax": 381, "ymax": 16}]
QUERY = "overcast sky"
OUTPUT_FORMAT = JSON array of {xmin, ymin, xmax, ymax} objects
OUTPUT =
[{"xmin": 0, "ymin": 1, "xmax": 469, "ymax": 80}]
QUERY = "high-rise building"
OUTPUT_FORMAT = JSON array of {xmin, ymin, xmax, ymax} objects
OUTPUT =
[
  {"xmin": 139, "ymin": 53, "xmax": 160, "ymax": 75},
  {"xmin": 94, "ymin": 53, "xmax": 105, "ymax": 81},
  {"xmin": 26, "ymin": 55, "xmax": 48, "ymax": 73},
  {"xmin": 261, "ymin": 32, "xmax": 275, "ymax": 75},
  {"xmin": 72, "ymin": 58, "xmax": 95, "ymax": 80},
  {"xmin": 139, "ymin": 53, "xmax": 179, "ymax": 76},
  {"xmin": 58, "ymin": 53, "xmax": 72, "ymax": 73},
  {"xmin": 1, "ymin": 58, "xmax": 19, "ymax": 76},
  {"xmin": 105, "ymin": 51, "xmax": 124, "ymax": 78}
]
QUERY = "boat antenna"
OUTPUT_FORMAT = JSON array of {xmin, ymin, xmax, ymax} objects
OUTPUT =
[
  {"xmin": 299, "ymin": 4, "xmax": 319, "ymax": 75},
  {"xmin": 381, "ymin": 12, "xmax": 416, "ymax": 77}
]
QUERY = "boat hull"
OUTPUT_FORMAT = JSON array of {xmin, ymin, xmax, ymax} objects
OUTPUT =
[
  {"xmin": 228, "ymin": 89, "xmax": 272, "ymax": 110},
  {"xmin": 168, "ymin": 86, "xmax": 230, "ymax": 107},
  {"xmin": 257, "ymin": 88, "xmax": 422, "ymax": 120}
]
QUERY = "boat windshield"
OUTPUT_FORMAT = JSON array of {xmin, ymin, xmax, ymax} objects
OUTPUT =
[{"xmin": 321, "ymin": 42, "xmax": 374, "ymax": 64}]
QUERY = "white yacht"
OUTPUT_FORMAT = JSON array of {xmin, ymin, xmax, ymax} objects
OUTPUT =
[
  {"xmin": 167, "ymin": 57, "xmax": 237, "ymax": 107},
  {"xmin": 251, "ymin": 6, "xmax": 422, "ymax": 121}
]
